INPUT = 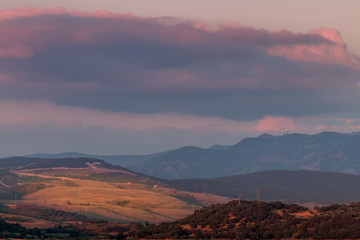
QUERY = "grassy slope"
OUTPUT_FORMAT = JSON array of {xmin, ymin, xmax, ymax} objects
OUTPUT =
[
  {"xmin": 17, "ymin": 172, "xmax": 199, "ymax": 223},
  {"xmin": 0, "ymin": 158, "xmax": 230, "ymax": 225},
  {"xmin": 2, "ymin": 168, "xmax": 227, "ymax": 225}
]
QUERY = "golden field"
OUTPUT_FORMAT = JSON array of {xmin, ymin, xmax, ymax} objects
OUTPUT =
[{"xmin": 13, "ymin": 170, "xmax": 229, "ymax": 224}]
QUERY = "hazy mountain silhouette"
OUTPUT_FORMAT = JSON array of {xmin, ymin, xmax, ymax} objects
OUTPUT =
[
  {"xmin": 19, "ymin": 132, "xmax": 360, "ymax": 180},
  {"xmin": 128, "ymin": 131, "xmax": 360, "ymax": 179}
]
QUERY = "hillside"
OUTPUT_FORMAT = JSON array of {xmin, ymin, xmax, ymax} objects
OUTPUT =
[
  {"xmin": 128, "ymin": 131, "xmax": 360, "ymax": 179},
  {"xmin": 0, "ymin": 203, "xmax": 91, "ymax": 229},
  {"xmin": 172, "ymin": 170, "xmax": 360, "ymax": 205},
  {"xmin": 133, "ymin": 200, "xmax": 360, "ymax": 239},
  {"xmin": 0, "ymin": 157, "xmax": 229, "ymax": 224}
]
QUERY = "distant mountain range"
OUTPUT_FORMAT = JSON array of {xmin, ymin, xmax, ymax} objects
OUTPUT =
[
  {"xmin": 129, "ymin": 131, "xmax": 360, "ymax": 179},
  {"xmin": 15, "ymin": 131, "xmax": 360, "ymax": 180}
]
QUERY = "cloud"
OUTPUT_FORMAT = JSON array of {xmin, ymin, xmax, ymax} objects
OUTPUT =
[
  {"xmin": 0, "ymin": 7, "xmax": 357, "ymax": 65},
  {"xmin": 1, "ymin": 100, "xmax": 359, "ymax": 135},
  {"xmin": 0, "ymin": 100, "xmax": 255, "ymax": 133},
  {"xmin": 0, "ymin": 6, "xmax": 359, "ymax": 123},
  {"xmin": 1, "ymin": 99, "xmax": 360, "ymax": 156},
  {"xmin": 0, "ymin": 45, "xmax": 35, "ymax": 58},
  {"xmin": 268, "ymin": 28, "xmax": 358, "ymax": 68},
  {"xmin": 0, "ymin": 6, "xmax": 133, "ymax": 22},
  {"xmin": 255, "ymin": 115, "xmax": 294, "ymax": 132}
]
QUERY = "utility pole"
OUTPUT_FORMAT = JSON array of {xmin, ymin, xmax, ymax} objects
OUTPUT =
[
  {"xmin": 256, "ymin": 186, "xmax": 260, "ymax": 203},
  {"xmin": 14, "ymin": 193, "xmax": 17, "ymax": 209},
  {"xmin": 238, "ymin": 195, "xmax": 241, "ymax": 206},
  {"xmin": 201, "ymin": 184, "xmax": 207, "ymax": 194}
]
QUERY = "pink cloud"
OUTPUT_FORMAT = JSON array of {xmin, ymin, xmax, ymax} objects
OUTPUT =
[
  {"xmin": 0, "ymin": 6, "xmax": 358, "ymax": 95},
  {"xmin": 0, "ymin": 7, "xmax": 354, "ymax": 64},
  {"xmin": 0, "ymin": 44, "xmax": 35, "ymax": 58},
  {"xmin": 0, "ymin": 6, "xmax": 207, "ymax": 59},
  {"xmin": 0, "ymin": 6, "xmax": 67, "ymax": 22},
  {"xmin": 254, "ymin": 115, "xmax": 360, "ymax": 134},
  {"xmin": 267, "ymin": 28, "xmax": 359, "ymax": 68},
  {"xmin": 0, "ymin": 6, "xmax": 134, "ymax": 22},
  {"xmin": 345, "ymin": 119, "xmax": 357, "ymax": 124},
  {"xmin": 1, "ymin": 6, "xmax": 351, "ymax": 59},
  {"xmin": 255, "ymin": 115, "xmax": 294, "ymax": 132},
  {"xmin": 0, "ymin": 6, "xmax": 137, "ymax": 58},
  {"xmin": 310, "ymin": 28, "xmax": 344, "ymax": 45}
]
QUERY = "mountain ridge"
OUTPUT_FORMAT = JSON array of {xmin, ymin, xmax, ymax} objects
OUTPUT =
[{"xmin": 129, "ymin": 131, "xmax": 360, "ymax": 179}]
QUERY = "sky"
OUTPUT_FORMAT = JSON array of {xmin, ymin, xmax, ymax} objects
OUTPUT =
[{"xmin": 0, "ymin": 1, "xmax": 360, "ymax": 156}]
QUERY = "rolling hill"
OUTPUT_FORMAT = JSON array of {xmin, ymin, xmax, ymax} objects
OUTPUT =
[{"xmin": 0, "ymin": 157, "xmax": 229, "ymax": 224}]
